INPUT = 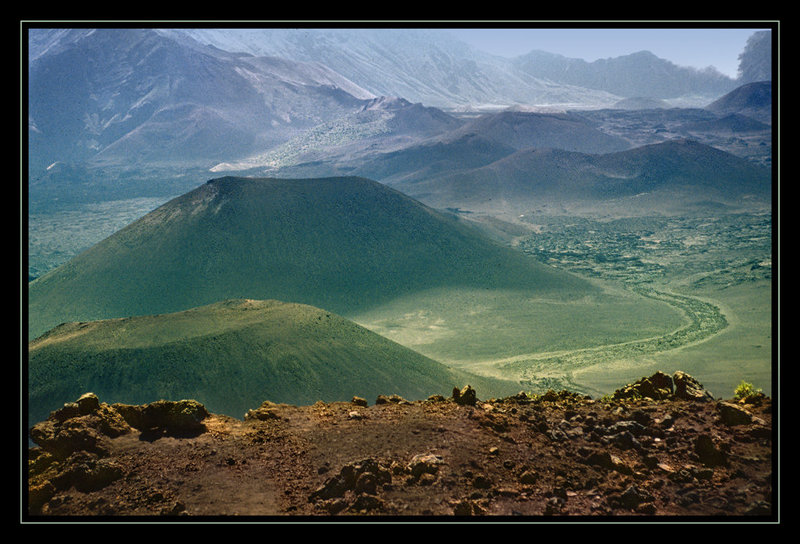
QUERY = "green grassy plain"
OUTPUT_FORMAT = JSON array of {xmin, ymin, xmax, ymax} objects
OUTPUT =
[
  {"xmin": 566, "ymin": 281, "xmax": 772, "ymax": 399},
  {"xmin": 600, "ymin": 280, "xmax": 770, "ymax": 395},
  {"xmin": 352, "ymin": 283, "xmax": 685, "ymax": 366},
  {"xmin": 512, "ymin": 212, "xmax": 773, "ymax": 398},
  {"xmin": 356, "ymin": 211, "xmax": 772, "ymax": 400}
]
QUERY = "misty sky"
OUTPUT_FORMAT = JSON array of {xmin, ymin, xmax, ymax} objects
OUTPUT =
[{"xmin": 444, "ymin": 27, "xmax": 770, "ymax": 78}]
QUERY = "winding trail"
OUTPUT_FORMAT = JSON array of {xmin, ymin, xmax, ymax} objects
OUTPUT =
[{"xmin": 464, "ymin": 287, "xmax": 728, "ymax": 393}]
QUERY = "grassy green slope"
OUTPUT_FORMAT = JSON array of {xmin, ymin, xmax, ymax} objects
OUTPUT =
[
  {"xmin": 28, "ymin": 176, "xmax": 595, "ymax": 340},
  {"xmin": 28, "ymin": 299, "xmax": 520, "ymax": 423}
]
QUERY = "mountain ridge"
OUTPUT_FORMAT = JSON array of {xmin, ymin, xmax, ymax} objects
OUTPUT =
[
  {"xmin": 28, "ymin": 28, "xmax": 373, "ymax": 174},
  {"xmin": 512, "ymin": 49, "xmax": 737, "ymax": 100},
  {"xmin": 390, "ymin": 138, "xmax": 772, "ymax": 214},
  {"xmin": 163, "ymin": 28, "xmax": 624, "ymax": 110},
  {"xmin": 27, "ymin": 27, "xmax": 769, "ymax": 210},
  {"xmin": 705, "ymin": 81, "xmax": 772, "ymax": 124}
]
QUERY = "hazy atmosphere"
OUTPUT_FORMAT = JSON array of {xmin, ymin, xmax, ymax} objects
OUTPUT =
[
  {"xmin": 445, "ymin": 27, "xmax": 763, "ymax": 77},
  {"xmin": 24, "ymin": 22, "xmax": 777, "ymax": 521}
]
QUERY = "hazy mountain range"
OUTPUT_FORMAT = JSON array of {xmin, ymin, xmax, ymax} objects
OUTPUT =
[
  {"xmin": 27, "ymin": 27, "xmax": 772, "ymax": 211},
  {"xmin": 511, "ymin": 49, "xmax": 734, "ymax": 101},
  {"xmin": 161, "ymin": 28, "xmax": 625, "ymax": 109},
  {"xmin": 388, "ymin": 138, "xmax": 771, "ymax": 216},
  {"xmin": 28, "ymin": 28, "xmax": 371, "ymax": 172}
]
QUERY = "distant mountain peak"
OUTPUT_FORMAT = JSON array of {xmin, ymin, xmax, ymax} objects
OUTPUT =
[
  {"xmin": 513, "ymin": 47, "xmax": 735, "ymax": 100},
  {"xmin": 361, "ymin": 96, "xmax": 414, "ymax": 111},
  {"xmin": 705, "ymin": 81, "xmax": 772, "ymax": 124},
  {"xmin": 624, "ymin": 50, "xmax": 659, "ymax": 59}
]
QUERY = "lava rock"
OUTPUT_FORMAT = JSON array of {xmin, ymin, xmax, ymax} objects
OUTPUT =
[
  {"xmin": 673, "ymin": 371, "xmax": 714, "ymax": 402},
  {"xmin": 694, "ymin": 434, "xmax": 729, "ymax": 467},
  {"xmin": 453, "ymin": 385, "xmax": 477, "ymax": 406},
  {"xmin": 717, "ymin": 401, "xmax": 754, "ymax": 426}
]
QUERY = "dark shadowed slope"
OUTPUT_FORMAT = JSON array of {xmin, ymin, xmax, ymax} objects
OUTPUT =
[
  {"xmin": 351, "ymin": 133, "xmax": 517, "ymax": 185},
  {"xmin": 28, "ymin": 176, "xmax": 595, "ymax": 339},
  {"xmin": 28, "ymin": 299, "xmax": 519, "ymax": 423},
  {"xmin": 347, "ymin": 111, "xmax": 630, "ymax": 187},
  {"xmin": 705, "ymin": 81, "xmax": 772, "ymax": 125},
  {"xmin": 446, "ymin": 111, "xmax": 632, "ymax": 154},
  {"xmin": 394, "ymin": 139, "xmax": 771, "ymax": 213}
]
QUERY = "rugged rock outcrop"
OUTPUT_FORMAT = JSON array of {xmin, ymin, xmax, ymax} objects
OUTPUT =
[
  {"xmin": 28, "ymin": 395, "xmax": 211, "ymax": 511},
  {"xmin": 112, "ymin": 399, "xmax": 210, "ymax": 436},
  {"xmin": 25, "ymin": 372, "xmax": 774, "ymax": 519}
]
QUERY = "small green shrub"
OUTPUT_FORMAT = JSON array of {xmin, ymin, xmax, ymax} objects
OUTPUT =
[{"xmin": 733, "ymin": 380, "xmax": 762, "ymax": 402}]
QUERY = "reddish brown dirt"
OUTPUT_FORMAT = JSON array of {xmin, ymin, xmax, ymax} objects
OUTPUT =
[{"xmin": 25, "ymin": 388, "xmax": 775, "ymax": 521}]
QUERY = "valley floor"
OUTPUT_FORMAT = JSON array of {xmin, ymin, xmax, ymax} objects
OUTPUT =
[
  {"xmin": 458, "ymin": 286, "xmax": 730, "ymax": 397},
  {"xmin": 512, "ymin": 212, "xmax": 773, "ymax": 399},
  {"xmin": 356, "ymin": 211, "xmax": 773, "ymax": 400}
]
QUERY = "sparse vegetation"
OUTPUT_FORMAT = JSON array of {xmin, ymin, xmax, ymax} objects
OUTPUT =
[
  {"xmin": 508, "ymin": 211, "xmax": 772, "ymax": 398},
  {"xmin": 734, "ymin": 380, "xmax": 763, "ymax": 403},
  {"xmin": 517, "ymin": 212, "xmax": 772, "ymax": 288}
]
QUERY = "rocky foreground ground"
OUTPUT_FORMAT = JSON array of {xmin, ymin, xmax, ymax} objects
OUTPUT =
[{"xmin": 25, "ymin": 371, "xmax": 775, "ymax": 521}]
